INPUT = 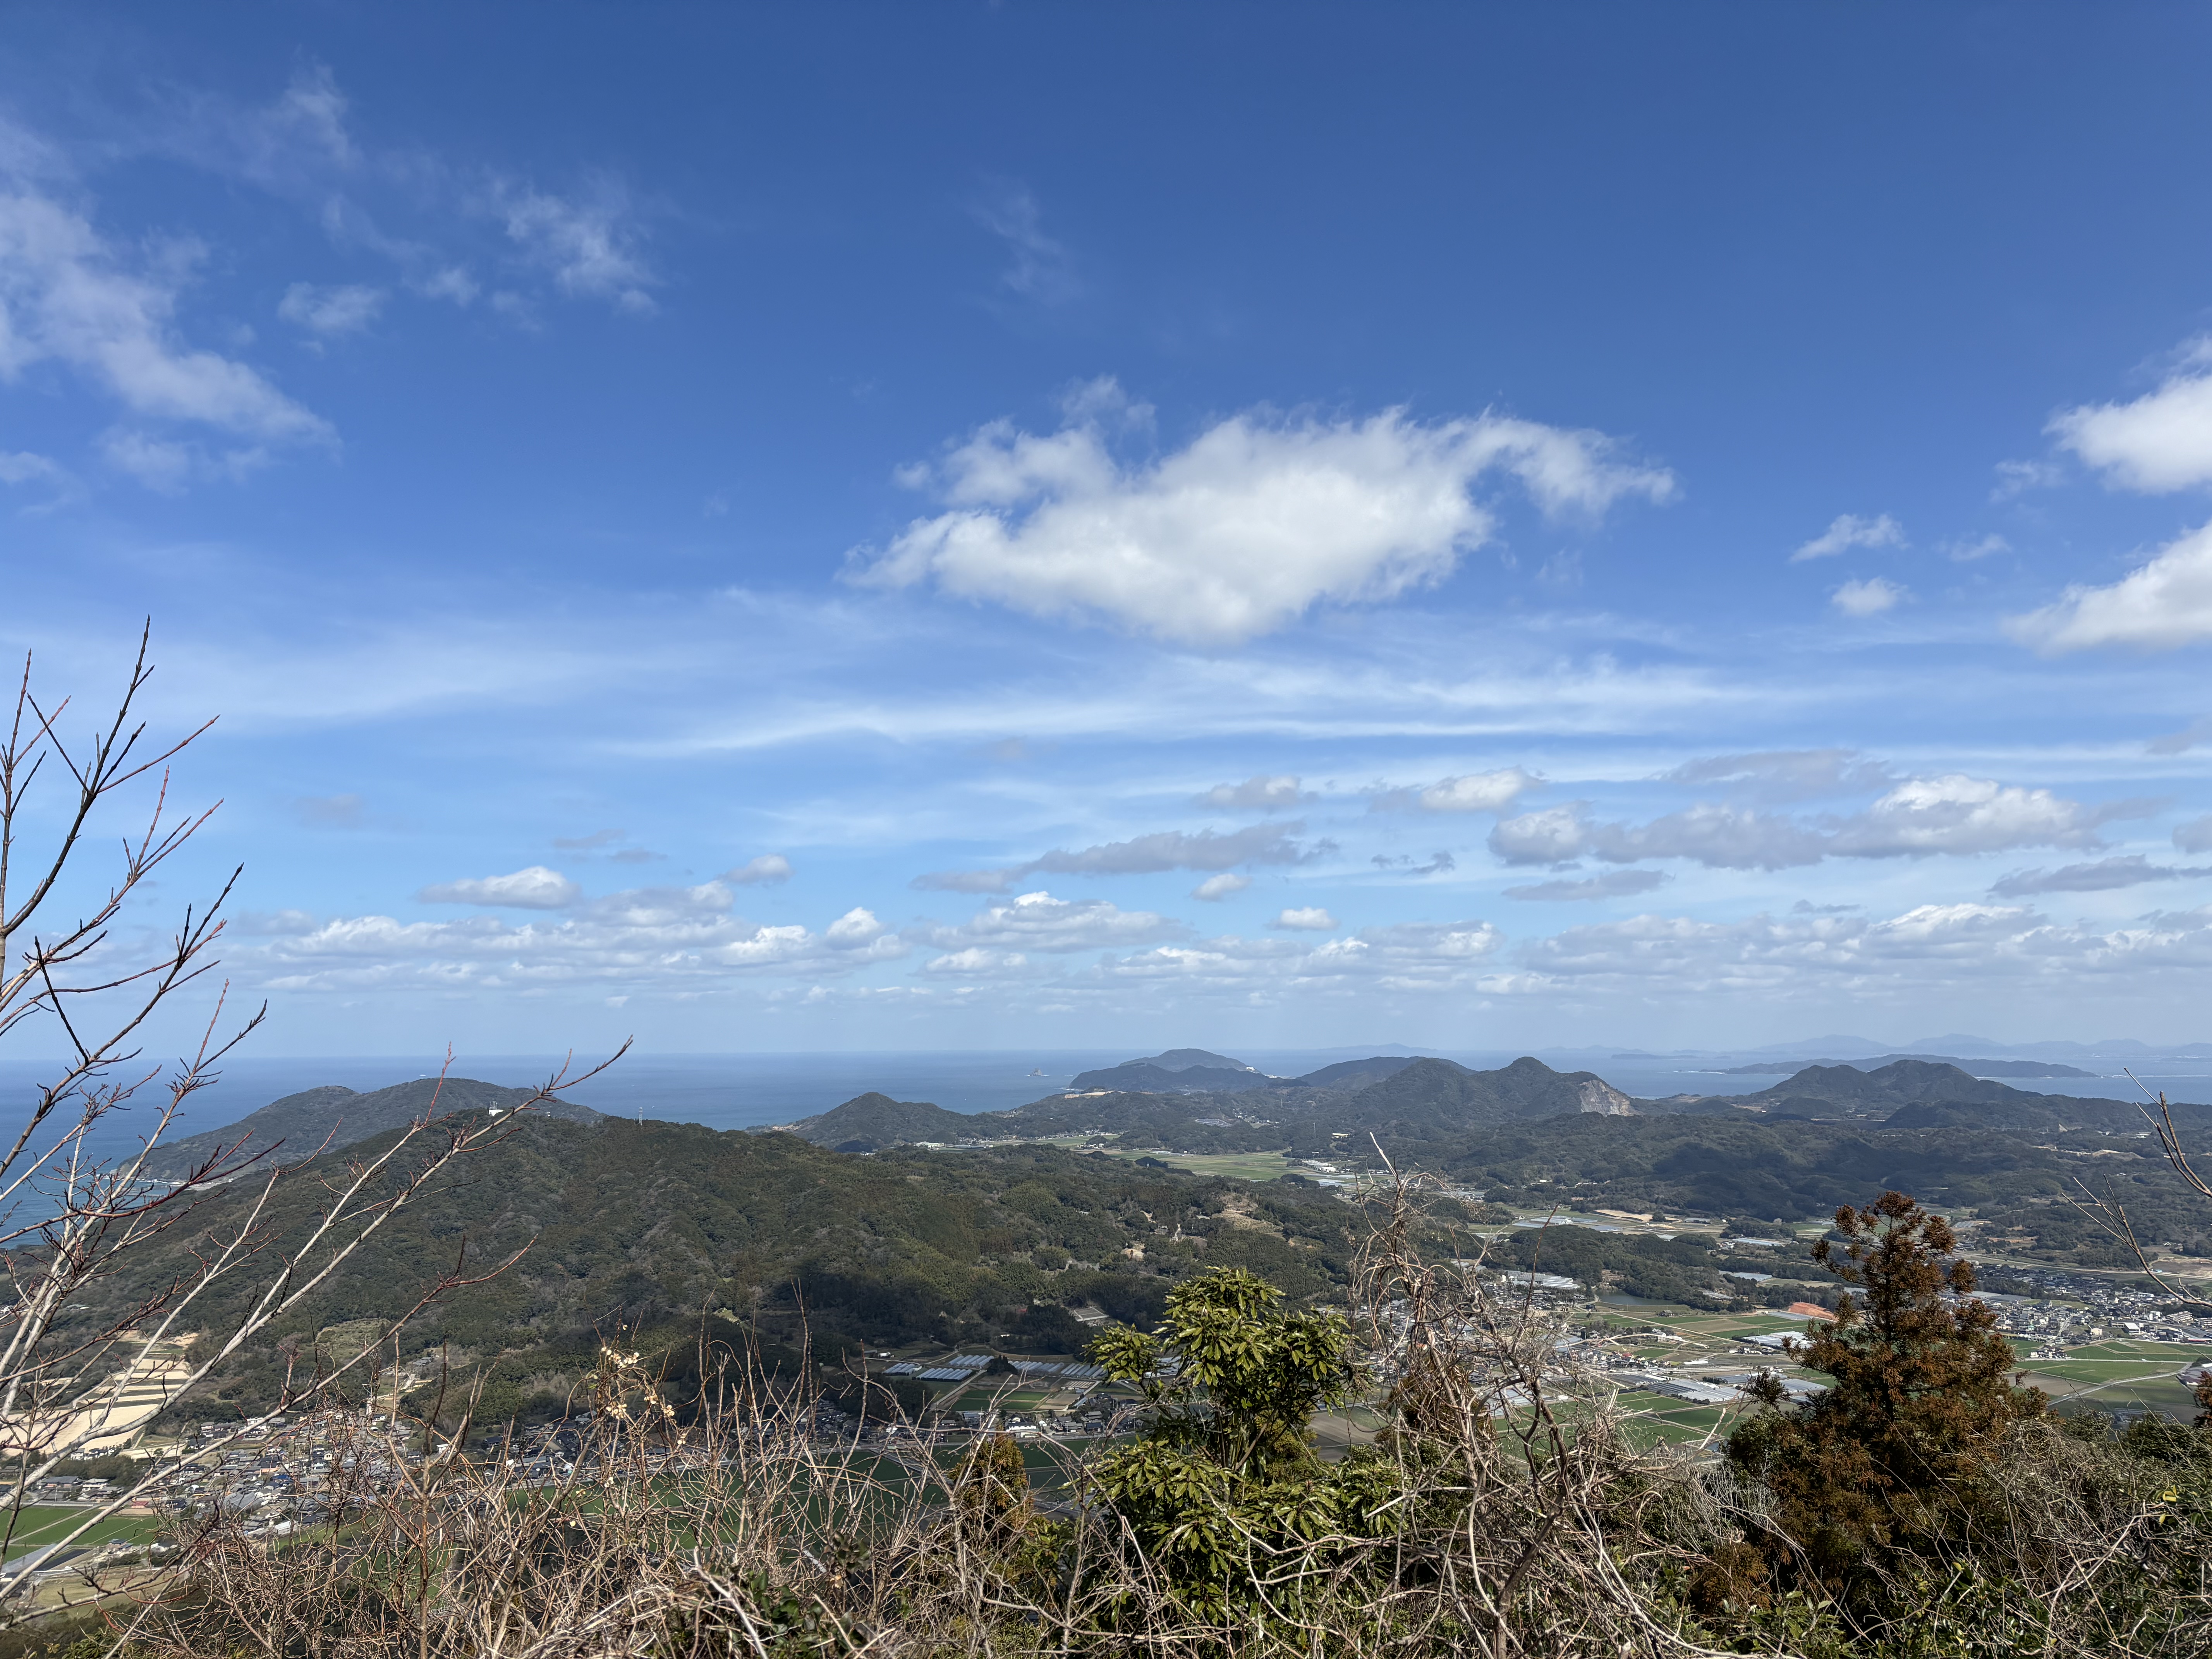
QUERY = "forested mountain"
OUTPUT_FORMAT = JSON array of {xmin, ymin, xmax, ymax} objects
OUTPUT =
[
  {"xmin": 143, "ymin": 1077, "xmax": 604, "ymax": 1179},
  {"xmin": 783, "ymin": 1054, "xmax": 1640, "ymax": 1154},
  {"xmin": 1067, "ymin": 1048, "xmax": 1273, "ymax": 1093},
  {"xmin": 789, "ymin": 1091, "xmax": 979, "ymax": 1150},
  {"xmin": 90, "ymin": 1109, "xmax": 1365, "ymax": 1425}
]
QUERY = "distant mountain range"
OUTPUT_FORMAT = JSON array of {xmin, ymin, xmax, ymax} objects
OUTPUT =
[
  {"xmin": 1709, "ymin": 1053, "xmax": 2098, "ymax": 1079},
  {"xmin": 779, "ymin": 1053, "xmax": 1637, "ymax": 1155}
]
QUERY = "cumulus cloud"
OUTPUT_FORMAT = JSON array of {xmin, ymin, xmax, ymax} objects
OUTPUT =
[
  {"xmin": 1507, "ymin": 897, "xmax": 2212, "ymax": 1003},
  {"xmin": 417, "ymin": 865, "xmax": 580, "ymax": 909},
  {"xmin": 1791, "ymin": 513, "xmax": 1905, "ymax": 563},
  {"xmin": 849, "ymin": 386, "xmax": 1673, "ymax": 644},
  {"xmin": 2049, "ymin": 346, "xmax": 2212, "ymax": 493},
  {"xmin": 924, "ymin": 890, "xmax": 1182, "ymax": 953},
  {"xmin": 1503, "ymin": 869, "xmax": 1670, "ymax": 902},
  {"xmin": 1661, "ymin": 749, "xmax": 1892, "ymax": 803},
  {"xmin": 2176, "ymin": 815, "xmax": 2212, "ymax": 855},
  {"xmin": 1370, "ymin": 767, "xmax": 1534, "ymax": 814},
  {"xmin": 1989, "ymin": 855, "xmax": 2212, "ymax": 897},
  {"xmin": 1831, "ymin": 576, "xmax": 1906, "ymax": 617},
  {"xmin": 924, "ymin": 946, "xmax": 1030, "ymax": 976},
  {"xmin": 1191, "ymin": 873, "xmax": 1251, "ymax": 901},
  {"xmin": 1489, "ymin": 775, "xmax": 2139, "ymax": 871},
  {"xmin": 2007, "ymin": 519, "xmax": 2212, "ymax": 652},
  {"xmin": 0, "ymin": 169, "xmax": 330, "ymax": 455},
  {"xmin": 916, "ymin": 822, "xmax": 1321, "ymax": 892},
  {"xmin": 243, "ymin": 883, "xmax": 904, "ymax": 994},
  {"xmin": 1194, "ymin": 774, "xmax": 1310, "ymax": 811},
  {"xmin": 278, "ymin": 282, "xmax": 384, "ymax": 335},
  {"xmin": 1522, "ymin": 902, "xmax": 2037, "ymax": 990},
  {"xmin": 1272, "ymin": 906, "xmax": 1338, "ymax": 931},
  {"xmin": 725, "ymin": 854, "xmax": 794, "ymax": 886},
  {"xmin": 1309, "ymin": 919, "xmax": 1504, "ymax": 977},
  {"xmin": 1834, "ymin": 775, "xmax": 2136, "ymax": 857}
]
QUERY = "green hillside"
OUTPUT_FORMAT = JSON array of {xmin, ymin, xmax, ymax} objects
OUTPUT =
[
  {"xmin": 89, "ymin": 1110, "xmax": 1364, "ymax": 1424},
  {"xmin": 144, "ymin": 1076, "xmax": 604, "ymax": 1178}
]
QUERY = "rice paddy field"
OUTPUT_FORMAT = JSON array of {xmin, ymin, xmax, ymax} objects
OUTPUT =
[
  {"xmin": 0, "ymin": 1504, "xmax": 162, "ymax": 1563},
  {"xmin": 1036, "ymin": 1142, "xmax": 1312, "ymax": 1183},
  {"xmin": 2013, "ymin": 1338, "xmax": 2208, "ymax": 1419}
]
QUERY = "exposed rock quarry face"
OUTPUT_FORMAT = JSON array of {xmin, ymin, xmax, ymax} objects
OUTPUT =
[{"xmin": 1577, "ymin": 1079, "xmax": 1636, "ymax": 1116}]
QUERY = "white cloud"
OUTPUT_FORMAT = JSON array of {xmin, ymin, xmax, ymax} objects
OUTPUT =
[
  {"xmin": 1195, "ymin": 774, "xmax": 1309, "ymax": 810},
  {"xmin": 1272, "ymin": 906, "xmax": 1337, "ymax": 931},
  {"xmin": 2176, "ymin": 815, "xmax": 2212, "ymax": 855},
  {"xmin": 1791, "ymin": 513, "xmax": 1905, "ymax": 563},
  {"xmin": 2049, "ymin": 347, "xmax": 2212, "ymax": 492},
  {"xmin": 925, "ymin": 890, "xmax": 1183, "ymax": 953},
  {"xmin": 916, "ymin": 822, "xmax": 1319, "ymax": 892},
  {"xmin": 1662, "ymin": 749, "xmax": 1891, "ymax": 803},
  {"xmin": 923, "ymin": 946, "xmax": 1030, "ymax": 977},
  {"xmin": 1989, "ymin": 855, "xmax": 2212, "ymax": 897},
  {"xmin": 1191, "ymin": 873, "xmax": 1251, "ymax": 901},
  {"xmin": 1834, "ymin": 775, "xmax": 2123, "ymax": 857},
  {"xmin": 243, "ymin": 884, "xmax": 905, "ymax": 994},
  {"xmin": 1489, "ymin": 805, "xmax": 1597, "ymax": 866},
  {"xmin": 974, "ymin": 182, "xmax": 1079, "ymax": 305},
  {"xmin": 497, "ymin": 181, "xmax": 655, "ymax": 312},
  {"xmin": 278, "ymin": 282, "xmax": 385, "ymax": 335},
  {"xmin": 1308, "ymin": 919, "xmax": 1504, "ymax": 979},
  {"xmin": 99, "ymin": 429, "xmax": 194, "ymax": 491},
  {"xmin": 1831, "ymin": 576, "xmax": 1906, "ymax": 617},
  {"xmin": 1503, "ymin": 869, "xmax": 1669, "ymax": 902},
  {"xmin": 1508, "ymin": 898, "xmax": 2212, "ymax": 1002},
  {"xmin": 1489, "ymin": 775, "xmax": 2133, "ymax": 871},
  {"xmin": 0, "ymin": 449, "xmax": 61, "ymax": 484},
  {"xmin": 1944, "ymin": 532, "xmax": 2009, "ymax": 563},
  {"xmin": 1990, "ymin": 458, "xmax": 2063, "ymax": 501},
  {"xmin": 0, "ymin": 177, "xmax": 330, "ymax": 448},
  {"xmin": 850, "ymin": 388, "xmax": 1673, "ymax": 643},
  {"xmin": 725, "ymin": 854, "xmax": 794, "ymax": 886},
  {"xmin": 2006, "ymin": 519, "xmax": 2212, "ymax": 652},
  {"xmin": 417, "ymin": 865, "xmax": 581, "ymax": 909},
  {"xmin": 1372, "ymin": 766, "xmax": 1535, "ymax": 814}
]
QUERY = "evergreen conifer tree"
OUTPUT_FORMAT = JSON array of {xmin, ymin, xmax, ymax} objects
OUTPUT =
[{"xmin": 1708, "ymin": 1190, "xmax": 2047, "ymax": 1609}]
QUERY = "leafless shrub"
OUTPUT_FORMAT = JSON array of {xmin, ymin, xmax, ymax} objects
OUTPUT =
[{"xmin": 0, "ymin": 629, "xmax": 624, "ymax": 1622}]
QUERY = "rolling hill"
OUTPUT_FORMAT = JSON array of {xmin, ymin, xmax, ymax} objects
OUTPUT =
[{"xmin": 144, "ymin": 1077, "xmax": 604, "ymax": 1179}]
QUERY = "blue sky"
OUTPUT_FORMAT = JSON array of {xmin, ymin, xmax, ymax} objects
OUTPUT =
[{"xmin": 9, "ymin": 4, "xmax": 2212, "ymax": 1057}]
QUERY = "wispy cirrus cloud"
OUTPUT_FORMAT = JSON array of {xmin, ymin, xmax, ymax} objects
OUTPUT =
[
  {"xmin": 1988, "ymin": 855, "xmax": 2212, "ymax": 897},
  {"xmin": 0, "ymin": 143, "xmax": 332, "ymax": 472},
  {"xmin": 1503, "ymin": 869, "xmax": 1669, "ymax": 902}
]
